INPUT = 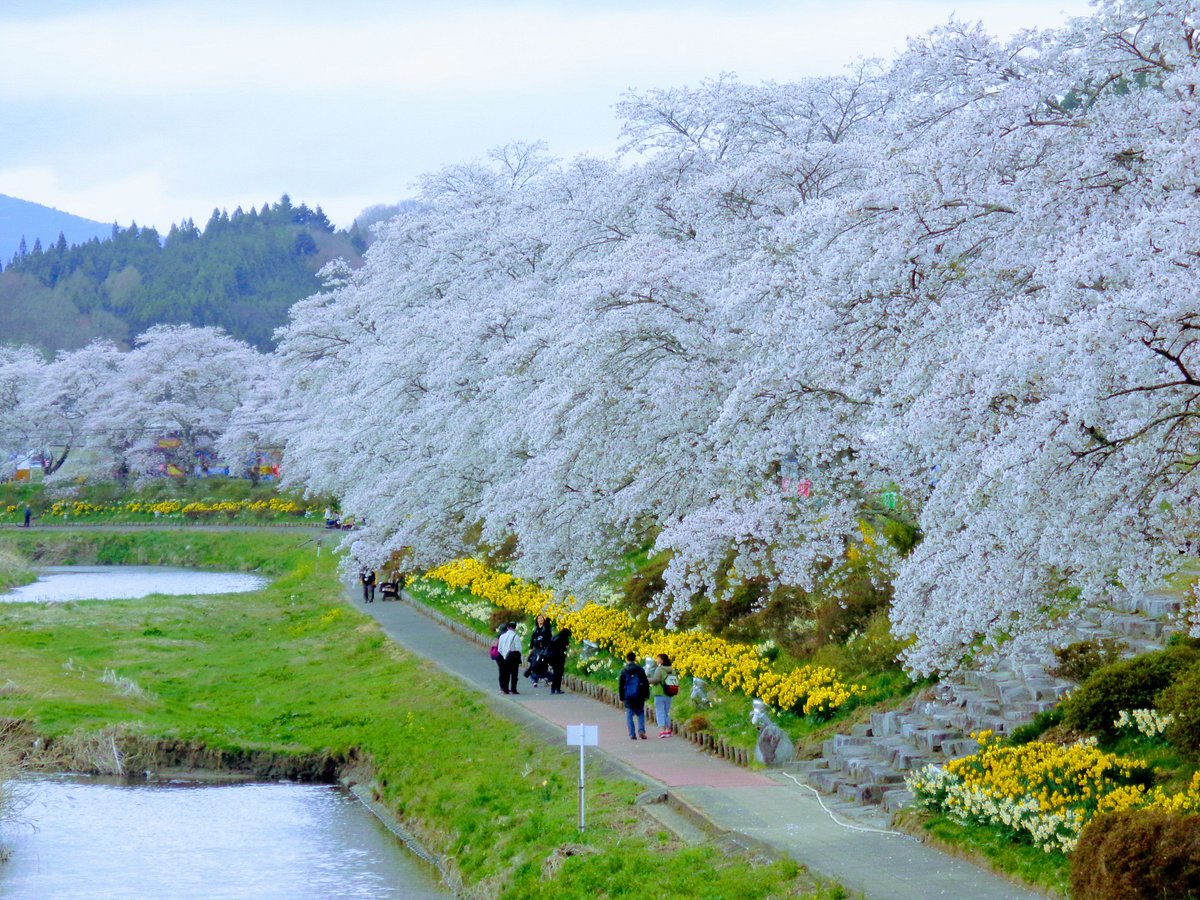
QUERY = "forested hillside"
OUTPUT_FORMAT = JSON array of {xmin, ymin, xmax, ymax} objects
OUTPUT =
[{"xmin": 0, "ymin": 196, "xmax": 365, "ymax": 352}]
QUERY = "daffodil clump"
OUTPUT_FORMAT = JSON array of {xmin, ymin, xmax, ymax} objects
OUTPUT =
[
  {"xmin": 414, "ymin": 576, "xmax": 495, "ymax": 623},
  {"xmin": 1114, "ymin": 708, "xmax": 1175, "ymax": 739},
  {"xmin": 907, "ymin": 730, "xmax": 1200, "ymax": 853},
  {"xmin": 423, "ymin": 557, "xmax": 866, "ymax": 718}
]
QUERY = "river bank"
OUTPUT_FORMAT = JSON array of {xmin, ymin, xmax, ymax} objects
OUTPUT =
[
  {"xmin": 0, "ymin": 530, "xmax": 836, "ymax": 898},
  {"xmin": 0, "ymin": 544, "xmax": 33, "ymax": 592}
]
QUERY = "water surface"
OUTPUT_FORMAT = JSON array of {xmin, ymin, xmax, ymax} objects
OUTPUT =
[
  {"xmin": 0, "ymin": 566, "xmax": 268, "ymax": 603},
  {"xmin": 0, "ymin": 777, "xmax": 446, "ymax": 899}
]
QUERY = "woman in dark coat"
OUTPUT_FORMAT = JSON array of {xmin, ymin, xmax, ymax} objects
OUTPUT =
[
  {"xmin": 526, "ymin": 614, "xmax": 553, "ymax": 686},
  {"xmin": 545, "ymin": 627, "xmax": 571, "ymax": 694}
]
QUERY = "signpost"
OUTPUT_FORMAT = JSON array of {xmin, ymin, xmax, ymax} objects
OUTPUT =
[{"xmin": 566, "ymin": 724, "xmax": 599, "ymax": 832}]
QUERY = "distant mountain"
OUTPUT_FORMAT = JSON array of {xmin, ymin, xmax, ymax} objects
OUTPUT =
[
  {"xmin": 0, "ymin": 195, "xmax": 366, "ymax": 353},
  {"xmin": 0, "ymin": 194, "xmax": 114, "ymax": 263}
]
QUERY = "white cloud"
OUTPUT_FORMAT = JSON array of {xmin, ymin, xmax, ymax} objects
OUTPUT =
[
  {"xmin": 0, "ymin": 1, "xmax": 1096, "ymax": 229},
  {"xmin": 0, "ymin": 2, "xmax": 1095, "ymax": 98}
]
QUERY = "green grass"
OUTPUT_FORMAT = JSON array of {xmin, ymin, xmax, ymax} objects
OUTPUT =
[
  {"xmin": 0, "ymin": 528, "xmax": 315, "ymax": 575},
  {"xmin": 0, "ymin": 529, "xmax": 834, "ymax": 898},
  {"xmin": 0, "ymin": 544, "xmax": 35, "ymax": 592}
]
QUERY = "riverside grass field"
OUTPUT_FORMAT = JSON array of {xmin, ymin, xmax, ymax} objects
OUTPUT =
[{"xmin": 0, "ymin": 529, "xmax": 838, "ymax": 899}]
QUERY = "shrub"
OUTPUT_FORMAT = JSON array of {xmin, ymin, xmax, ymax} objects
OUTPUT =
[
  {"xmin": 1007, "ymin": 706, "xmax": 1064, "ymax": 745},
  {"xmin": 1159, "ymin": 661, "xmax": 1200, "ymax": 763},
  {"xmin": 812, "ymin": 608, "xmax": 909, "ymax": 677},
  {"xmin": 488, "ymin": 609, "xmax": 525, "ymax": 633},
  {"xmin": 806, "ymin": 568, "xmax": 891, "ymax": 650},
  {"xmin": 620, "ymin": 550, "xmax": 670, "ymax": 612},
  {"xmin": 1070, "ymin": 808, "xmax": 1200, "ymax": 900},
  {"xmin": 878, "ymin": 513, "xmax": 921, "ymax": 554},
  {"xmin": 1061, "ymin": 645, "xmax": 1199, "ymax": 741},
  {"xmin": 1049, "ymin": 637, "xmax": 1128, "ymax": 683}
]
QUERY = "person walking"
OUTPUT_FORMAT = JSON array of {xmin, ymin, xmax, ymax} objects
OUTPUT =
[
  {"xmin": 360, "ymin": 568, "xmax": 376, "ymax": 602},
  {"xmin": 22, "ymin": 505, "xmax": 31, "ymax": 527},
  {"xmin": 647, "ymin": 653, "xmax": 678, "ymax": 737},
  {"xmin": 546, "ymin": 626, "xmax": 571, "ymax": 694},
  {"xmin": 497, "ymin": 622, "xmax": 522, "ymax": 695},
  {"xmin": 491, "ymin": 624, "xmax": 506, "ymax": 690},
  {"xmin": 618, "ymin": 652, "xmax": 650, "ymax": 740},
  {"xmin": 526, "ymin": 614, "xmax": 553, "ymax": 687}
]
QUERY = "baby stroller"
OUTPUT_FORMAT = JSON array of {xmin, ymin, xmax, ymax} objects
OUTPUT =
[{"xmin": 523, "ymin": 647, "xmax": 551, "ymax": 686}]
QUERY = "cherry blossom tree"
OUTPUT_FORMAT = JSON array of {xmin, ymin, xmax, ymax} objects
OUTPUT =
[
  {"xmin": 274, "ymin": 0, "xmax": 1200, "ymax": 674},
  {"xmin": 0, "ymin": 346, "xmax": 47, "ymax": 468},
  {"xmin": 34, "ymin": 341, "xmax": 125, "ymax": 476},
  {"xmin": 86, "ymin": 325, "xmax": 268, "ymax": 479}
]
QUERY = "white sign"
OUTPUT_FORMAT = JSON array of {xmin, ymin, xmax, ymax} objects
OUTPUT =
[
  {"xmin": 567, "ymin": 723, "xmax": 599, "ymax": 832},
  {"xmin": 566, "ymin": 724, "xmax": 599, "ymax": 747}
]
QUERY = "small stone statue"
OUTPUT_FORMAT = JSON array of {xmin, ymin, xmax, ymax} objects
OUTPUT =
[
  {"xmin": 690, "ymin": 676, "xmax": 711, "ymax": 708},
  {"xmin": 579, "ymin": 640, "xmax": 599, "ymax": 661},
  {"xmin": 751, "ymin": 698, "xmax": 795, "ymax": 767}
]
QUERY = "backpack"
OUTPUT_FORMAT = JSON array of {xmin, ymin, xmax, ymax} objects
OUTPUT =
[
  {"xmin": 489, "ymin": 642, "xmax": 500, "ymax": 661},
  {"xmin": 664, "ymin": 672, "xmax": 680, "ymax": 696},
  {"xmin": 623, "ymin": 669, "xmax": 647, "ymax": 703}
]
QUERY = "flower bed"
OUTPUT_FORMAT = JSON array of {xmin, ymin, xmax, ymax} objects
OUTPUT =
[
  {"xmin": 423, "ymin": 557, "xmax": 866, "ymax": 718},
  {"xmin": 3, "ymin": 497, "xmax": 316, "ymax": 524},
  {"xmin": 907, "ymin": 730, "xmax": 1200, "ymax": 853}
]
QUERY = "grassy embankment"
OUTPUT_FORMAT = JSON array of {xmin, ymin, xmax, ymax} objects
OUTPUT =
[
  {"xmin": 0, "ymin": 544, "xmax": 34, "ymax": 592},
  {"xmin": 0, "ymin": 529, "xmax": 840, "ymax": 899}
]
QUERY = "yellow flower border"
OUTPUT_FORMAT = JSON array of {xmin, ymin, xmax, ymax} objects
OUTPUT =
[
  {"xmin": 425, "ymin": 558, "xmax": 866, "ymax": 718},
  {"xmin": 17, "ymin": 497, "xmax": 313, "ymax": 519}
]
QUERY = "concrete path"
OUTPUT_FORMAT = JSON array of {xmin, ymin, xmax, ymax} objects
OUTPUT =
[{"xmin": 354, "ymin": 594, "xmax": 1042, "ymax": 900}]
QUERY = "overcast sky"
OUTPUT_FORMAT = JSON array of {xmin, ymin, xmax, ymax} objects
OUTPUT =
[{"xmin": 1, "ymin": 0, "xmax": 1096, "ymax": 232}]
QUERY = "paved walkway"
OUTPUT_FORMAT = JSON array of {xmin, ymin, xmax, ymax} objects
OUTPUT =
[{"xmin": 354, "ymin": 594, "xmax": 1042, "ymax": 900}]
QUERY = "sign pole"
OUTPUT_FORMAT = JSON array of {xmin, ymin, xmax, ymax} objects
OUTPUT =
[
  {"xmin": 578, "ymin": 726, "xmax": 586, "ymax": 832},
  {"xmin": 566, "ymin": 723, "xmax": 597, "ymax": 833}
]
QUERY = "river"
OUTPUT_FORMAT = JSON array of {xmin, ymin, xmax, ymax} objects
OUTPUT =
[
  {"xmin": 0, "ymin": 566, "xmax": 268, "ymax": 603},
  {"xmin": 0, "ymin": 776, "xmax": 447, "ymax": 899},
  {"xmin": 0, "ymin": 565, "xmax": 449, "ymax": 897}
]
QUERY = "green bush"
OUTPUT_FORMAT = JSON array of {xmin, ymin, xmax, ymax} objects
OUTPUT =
[
  {"xmin": 619, "ymin": 550, "xmax": 670, "ymax": 612},
  {"xmin": 1159, "ymin": 661, "xmax": 1200, "ymax": 763},
  {"xmin": 806, "ymin": 569, "xmax": 892, "ymax": 650},
  {"xmin": 1048, "ymin": 637, "xmax": 1128, "ymax": 683},
  {"xmin": 1007, "ymin": 706, "xmax": 1064, "ymax": 746},
  {"xmin": 1070, "ymin": 808, "xmax": 1200, "ymax": 900},
  {"xmin": 488, "ymin": 609, "xmax": 525, "ymax": 633},
  {"xmin": 1167, "ymin": 633, "xmax": 1200, "ymax": 651},
  {"xmin": 1061, "ymin": 645, "xmax": 1199, "ymax": 741}
]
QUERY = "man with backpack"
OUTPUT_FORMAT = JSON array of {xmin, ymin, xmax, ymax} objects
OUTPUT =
[{"xmin": 618, "ymin": 652, "xmax": 650, "ymax": 740}]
